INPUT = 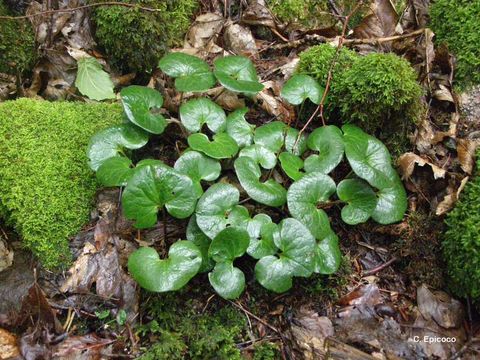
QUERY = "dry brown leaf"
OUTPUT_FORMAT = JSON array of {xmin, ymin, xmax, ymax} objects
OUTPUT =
[
  {"xmin": 433, "ymin": 84, "xmax": 454, "ymax": 103},
  {"xmin": 435, "ymin": 176, "xmax": 469, "ymax": 215},
  {"xmin": 255, "ymin": 81, "xmax": 293, "ymax": 122},
  {"xmin": 397, "ymin": 152, "xmax": 447, "ymax": 180},
  {"xmin": 206, "ymin": 87, "xmax": 245, "ymax": 110},
  {"xmin": 0, "ymin": 239, "xmax": 13, "ymax": 273},
  {"xmin": 353, "ymin": 0, "xmax": 399, "ymax": 39},
  {"xmin": 242, "ymin": 0, "xmax": 277, "ymax": 29},
  {"xmin": 185, "ymin": 13, "xmax": 225, "ymax": 49},
  {"xmin": 223, "ymin": 22, "xmax": 257, "ymax": 56},
  {"xmin": 457, "ymin": 138, "xmax": 479, "ymax": 174},
  {"xmin": 0, "ymin": 328, "xmax": 19, "ymax": 360}
]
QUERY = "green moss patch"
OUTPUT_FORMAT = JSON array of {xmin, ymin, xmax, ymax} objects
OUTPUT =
[
  {"xmin": 91, "ymin": 0, "xmax": 198, "ymax": 73},
  {"xmin": 0, "ymin": 0, "xmax": 37, "ymax": 75},
  {"xmin": 443, "ymin": 154, "xmax": 480, "ymax": 302},
  {"xmin": 0, "ymin": 99, "xmax": 122, "ymax": 268},
  {"xmin": 297, "ymin": 45, "xmax": 422, "ymax": 154},
  {"xmin": 430, "ymin": 0, "xmax": 480, "ymax": 90}
]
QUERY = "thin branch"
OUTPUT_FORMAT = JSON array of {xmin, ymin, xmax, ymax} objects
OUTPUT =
[
  {"xmin": 363, "ymin": 257, "xmax": 398, "ymax": 276},
  {"xmin": 0, "ymin": 2, "xmax": 162, "ymax": 20},
  {"xmin": 228, "ymin": 300, "xmax": 280, "ymax": 334}
]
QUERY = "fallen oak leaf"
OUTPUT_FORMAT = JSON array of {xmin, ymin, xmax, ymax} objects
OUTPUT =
[
  {"xmin": 435, "ymin": 176, "xmax": 469, "ymax": 216},
  {"xmin": 397, "ymin": 152, "xmax": 446, "ymax": 180}
]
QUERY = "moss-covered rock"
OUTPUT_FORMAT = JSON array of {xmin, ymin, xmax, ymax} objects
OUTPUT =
[
  {"xmin": 91, "ymin": 0, "xmax": 198, "ymax": 73},
  {"xmin": 297, "ymin": 44, "xmax": 423, "ymax": 139},
  {"xmin": 430, "ymin": 0, "xmax": 480, "ymax": 89},
  {"xmin": 0, "ymin": 0, "xmax": 37, "ymax": 75},
  {"xmin": 443, "ymin": 154, "xmax": 480, "ymax": 302},
  {"xmin": 0, "ymin": 99, "xmax": 122, "ymax": 268}
]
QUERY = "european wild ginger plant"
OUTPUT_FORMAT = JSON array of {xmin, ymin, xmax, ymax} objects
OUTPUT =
[{"xmin": 87, "ymin": 52, "xmax": 407, "ymax": 299}]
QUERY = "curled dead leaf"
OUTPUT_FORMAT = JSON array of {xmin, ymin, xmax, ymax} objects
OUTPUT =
[
  {"xmin": 223, "ymin": 23, "xmax": 258, "ymax": 56},
  {"xmin": 435, "ymin": 176, "xmax": 469, "ymax": 215},
  {"xmin": 186, "ymin": 13, "xmax": 225, "ymax": 49},
  {"xmin": 353, "ymin": 0, "xmax": 399, "ymax": 39},
  {"xmin": 397, "ymin": 152, "xmax": 447, "ymax": 180},
  {"xmin": 457, "ymin": 138, "xmax": 479, "ymax": 174},
  {"xmin": 0, "ymin": 328, "xmax": 19, "ymax": 360}
]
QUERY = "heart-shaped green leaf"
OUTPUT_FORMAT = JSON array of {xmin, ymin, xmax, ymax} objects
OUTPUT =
[
  {"xmin": 214, "ymin": 56, "xmax": 264, "ymax": 95},
  {"xmin": 304, "ymin": 125, "xmax": 344, "ymax": 174},
  {"xmin": 281, "ymin": 74, "xmax": 324, "ymax": 105},
  {"xmin": 287, "ymin": 172, "xmax": 336, "ymax": 239},
  {"xmin": 372, "ymin": 185, "xmax": 407, "ymax": 224},
  {"xmin": 174, "ymin": 150, "xmax": 221, "ymax": 197},
  {"xmin": 254, "ymin": 121, "xmax": 286, "ymax": 153},
  {"xmin": 128, "ymin": 241, "xmax": 202, "ymax": 292},
  {"xmin": 247, "ymin": 221, "xmax": 278, "ymax": 259},
  {"xmin": 96, "ymin": 156, "xmax": 133, "ymax": 187},
  {"xmin": 122, "ymin": 163, "xmax": 197, "ymax": 228},
  {"xmin": 158, "ymin": 52, "xmax": 215, "ymax": 92},
  {"xmin": 188, "ymin": 133, "xmax": 239, "ymax": 159},
  {"xmin": 284, "ymin": 127, "xmax": 308, "ymax": 156},
  {"xmin": 342, "ymin": 125, "xmax": 407, "ymax": 224},
  {"xmin": 120, "ymin": 86, "xmax": 167, "ymax": 135},
  {"xmin": 207, "ymin": 227, "xmax": 249, "ymax": 299},
  {"xmin": 209, "ymin": 262, "xmax": 245, "ymax": 300},
  {"xmin": 255, "ymin": 218, "xmax": 316, "ymax": 293},
  {"xmin": 239, "ymin": 144, "xmax": 277, "ymax": 170},
  {"xmin": 179, "ymin": 98, "xmax": 226, "ymax": 133},
  {"xmin": 87, "ymin": 124, "xmax": 149, "ymax": 171},
  {"xmin": 208, "ymin": 227, "xmax": 250, "ymax": 262},
  {"xmin": 342, "ymin": 124, "xmax": 399, "ymax": 189},
  {"xmin": 186, "ymin": 215, "xmax": 214, "ymax": 272},
  {"xmin": 225, "ymin": 207, "xmax": 276, "ymax": 259},
  {"xmin": 234, "ymin": 156, "xmax": 287, "ymax": 207},
  {"xmin": 76, "ymin": 57, "xmax": 115, "ymax": 101},
  {"xmin": 314, "ymin": 231, "xmax": 342, "ymax": 274},
  {"xmin": 337, "ymin": 179, "xmax": 377, "ymax": 225},
  {"xmin": 279, "ymin": 152, "xmax": 304, "ymax": 181},
  {"xmin": 226, "ymin": 108, "xmax": 255, "ymax": 147},
  {"xmin": 195, "ymin": 183, "xmax": 240, "ymax": 239}
]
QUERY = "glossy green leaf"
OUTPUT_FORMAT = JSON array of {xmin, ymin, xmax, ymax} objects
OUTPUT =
[
  {"xmin": 234, "ymin": 156, "xmax": 287, "ymax": 207},
  {"xmin": 122, "ymin": 163, "xmax": 197, "ymax": 228},
  {"xmin": 87, "ymin": 124, "xmax": 149, "ymax": 171},
  {"xmin": 96, "ymin": 156, "xmax": 133, "ymax": 187},
  {"xmin": 372, "ymin": 185, "xmax": 407, "ymax": 224},
  {"xmin": 226, "ymin": 108, "xmax": 254, "ymax": 147},
  {"xmin": 214, "ymin": 56, "xmax": 264, "ymax": 95},
  {"xmin": 247, "ymin": 221, "xmax": 278, "ymax": 259},
  {"xmin": 174, "ymin": 150, "xmax": 221, "ymax": 197},
  {"xmin": 128, "ymin": 241, "xmax": 201, "ymax": 292},
  {"xmin": 186, "ymin": 215, "xmax": 214, "ymax": 272},
  {"xmin": 284, "ymin": 127, "xmax": 308, "ymax": 156},
  {"xmin": 287, "ymin": 172, "xmax": 336, "ymax": 239},
  {"xmin": 195, "ymin": 183, "xmax": 240, "ymax": 239},
  {"xmin": 304, "ymin": 125, "xmax": 344, "ymax": 174},
  {"xmin": 255, "ymin": 218, "xmax": 316, "ymax": 292},
  {"xmin": 75, "ymin": 57, "xmax": 115, "ymax": 101},
  {"xmin": 158, "ymin": 52, "xmax": 215, "ymax": 92},
  {"xmin": 279, "ymin": 152, "xmax": 304, "ymax": 181},
  {"xmin": 179, "ymin": 98, "xmax": 226, "ymax": 133},
  {"xmin": 281, "ymin": 74, "xmax": 324, "ymax": 105},
  {"xmin": 314, "ymin": 231, "xmax": 342, "ymax": 274},
  {"xmin": 337, "ymin": 179, "xmax": 377, "ymax": 225},
  {"xmin": 239, "ymin": 144, "xmax": 277, "ymax": 170},
  {"xmin": 187, "ymin": 133, "xmax": 239, "ymax": 159},
  {"xmin": 209, "ymin": 262, "xmax": 245, "ymax": 299},
  {"xmin": 342, "ymin": 124, "xmax": 399, "ymax": 189},
  {"xmin": 208, "ymin": 227, "xmax": 250, "ymax": 262},
  {"xmin": 342, "ymin": 124, "xmax": 407, "ymax": 224},
  {"xmin": 120, "ymin": 86, "xmax": 167, "ymax": 135},
  {"xmin": 254, "ymin": 121, "xmax": 286, "ymax": 153}
]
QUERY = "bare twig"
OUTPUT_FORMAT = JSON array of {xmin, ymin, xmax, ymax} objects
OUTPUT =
[
  {"xmin": 228, "ymin": 300, "xmax": 280, "ymax": 334},
  {"xmin": 0, "ymin": 2, "xmax": 162, "ymax": 20},
  {"xmin": 363, "ymin": 257, "xmax": 398, "ymax": 276}
]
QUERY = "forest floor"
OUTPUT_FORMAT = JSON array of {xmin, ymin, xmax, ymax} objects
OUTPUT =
[{"xmin": 0, "ymin": 1, "xmax": 479, "ymax": 359}]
